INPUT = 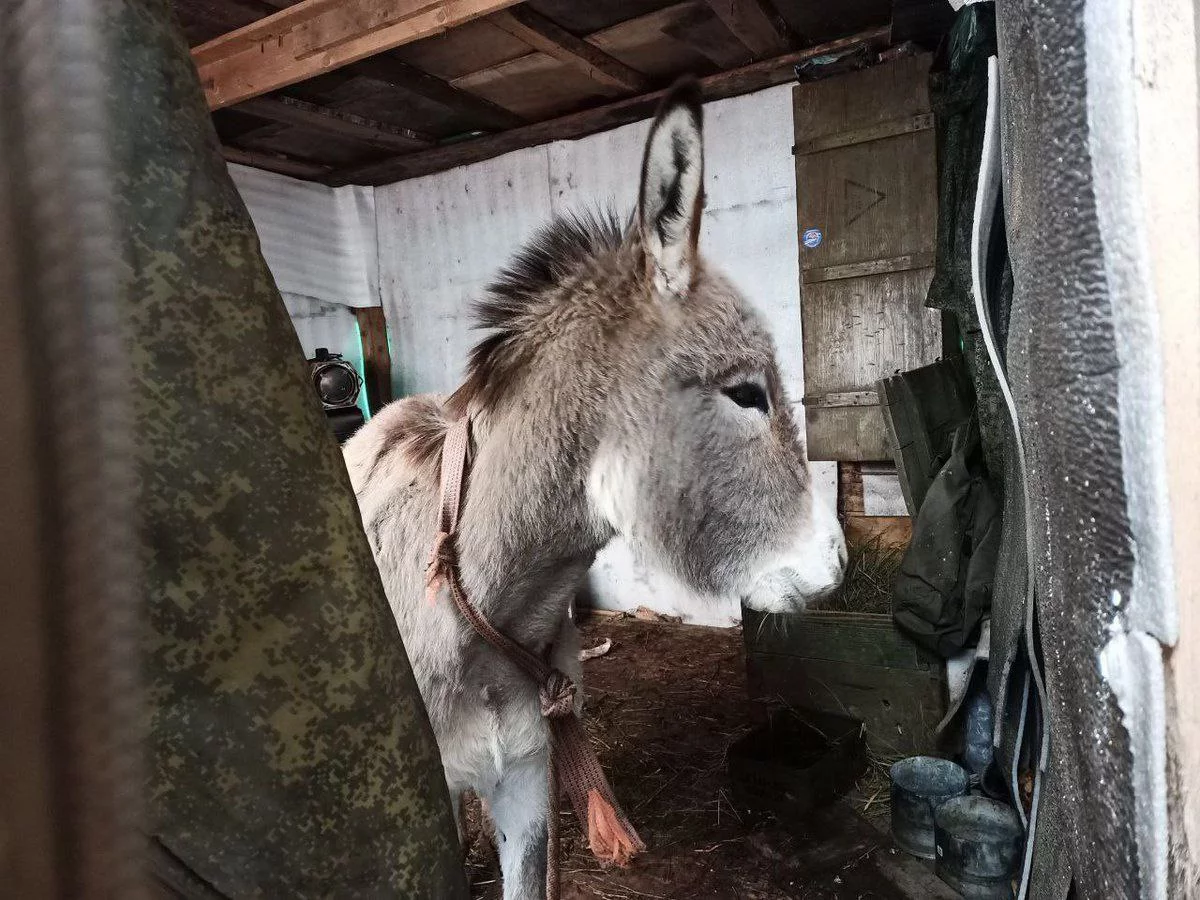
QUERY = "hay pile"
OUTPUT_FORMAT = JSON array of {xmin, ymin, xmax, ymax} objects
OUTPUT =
[{"xmin": 810, "ymin": 535, "xmax": 905, "ymax": 616}]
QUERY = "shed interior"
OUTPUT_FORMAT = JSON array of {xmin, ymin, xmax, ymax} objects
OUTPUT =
[{"xmin": 175, "ymin": 2, "xmax": 1006, "ymax": 898}]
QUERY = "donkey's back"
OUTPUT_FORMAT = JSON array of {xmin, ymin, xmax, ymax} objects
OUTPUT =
[{"xmin": 342, "ymin": 395, "xmax": 460, "ymax": 686}]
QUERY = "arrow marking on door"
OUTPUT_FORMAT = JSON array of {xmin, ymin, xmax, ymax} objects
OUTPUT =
[{"xmin": 844, "ymin": 179, "xmax": 887, "ymax": 225}]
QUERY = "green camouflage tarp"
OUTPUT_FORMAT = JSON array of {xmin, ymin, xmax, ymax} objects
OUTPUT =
[{"xmin": 110, "ymin": 2, "xmax": 466, "ymax": 896}]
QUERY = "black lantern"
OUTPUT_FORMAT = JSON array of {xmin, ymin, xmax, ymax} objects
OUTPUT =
[{"xmin": 307, "ymin": 347, "xmax": 364, "ymax": 443}]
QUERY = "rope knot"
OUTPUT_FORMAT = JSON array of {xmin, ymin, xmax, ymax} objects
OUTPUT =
[
  {"xmin": 539, "ymin": 669, "xmax": 576, "ymax": 719},
  {"xmin": 424, "ymin": 531, "xmax": 456, "ymax": 605}
]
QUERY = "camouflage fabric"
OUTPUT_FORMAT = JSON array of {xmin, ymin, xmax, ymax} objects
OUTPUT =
[{"xmin": 109, "ymin": 2, "xmax": 466, "ymax": 896}]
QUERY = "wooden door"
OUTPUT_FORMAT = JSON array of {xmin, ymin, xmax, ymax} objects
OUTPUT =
[{"xmin": 795, "ymin": 54, "xmax": 942, "ymax": 461}]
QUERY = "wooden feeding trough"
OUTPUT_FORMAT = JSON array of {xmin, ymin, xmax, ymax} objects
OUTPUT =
[{"xmin": 742, "ymin": 605, "xmax": 948, "ymax": 757}]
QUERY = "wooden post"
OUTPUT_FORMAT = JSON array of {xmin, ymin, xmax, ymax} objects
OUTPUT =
[
  {"xmin": 354, "ymin": 307, "xmax": 393, "ymax": 414},
  {"xmin": 838, "ymin": 461, "xmax": 913, "ymax": 549}
]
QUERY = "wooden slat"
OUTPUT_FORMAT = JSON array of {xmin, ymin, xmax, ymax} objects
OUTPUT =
[
  {"xmin": 221, "ymin": 145, "xmax": 332, "ymax": 179},
  {"xmin": 489, "ymin": 7, "xmax": 651, "ymax": 93},
  {"xmin": 194, "ymin": 0, "xmax": 526, "ymax": 110},
  {"xmin": 802, "ymin": 251, "xmax": 937, "ymax": 284},
  {"xmin": 795, "ymin": 111, "xmax": 934, "ymax": 155},
  {"xmin": 450, "ymin": 49, "xmax": 617, "ymax": 121},
  {"xmin": 797, "ymin": 133, "xmax": 938, "ymax": 273},
  {"xmin": 743, "ymin": 643, "xmax": 946, "ymax": 755},
  {"xmin": 354, "ymin": 307, "xmax": 393, "ymax": 414},
  {"xmin": 348, "ymin": 56, "xmax": 527, "ymax": 129},
  {"xmin": 844, "ymin": 514, "xmax": 912, "ymax": 549},
  {"xmin": 237, "ymin": 96, "xmax": 435, "ymax": 149},
  {"xmin": 660, "ymin": 5, "xmax": 753, "ymax": 69},
  {"xmin": 838, "ymin": 461, "xmax": 866, "ymax": 517},
  {"xmin": 590, "ymin": 1, "xmax": 721, "ymax": 77},
  {"xmin": 705, "ymin": 0, "xmax": 794, "ymax": 57},
  {"xmin": 743, "ymin": 609, "xmax": 935, "ymax": 670},
  {"xmin": 801, "ymin": 268, "xmax": 940, "ymax": 461},
  {"xmin": 803, "ymin": 390, "xmax": 879, "ymax": 409},
  {"xmin": 794, "ymin": 51, "xmax": 931, "ymax": 146},
  {"xmin": 327, "ymin": 26, "xmax": 890, "ymax": 185}
]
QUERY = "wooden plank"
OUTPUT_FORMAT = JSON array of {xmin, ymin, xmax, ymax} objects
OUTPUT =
[
  {"xmin": 793, "ymin": 52, "xmax": 932, "ymax": 145},
  {"xmin": 193, "ymin": 0, "xmax": 526, "ymax": 110},
  {"xmin": 844, "ymin": 514, "xmax": 912, "ymax": 549},
  {"xmin": 354, "ymin": 307, "xmax": 393, "ymax": 414},
  {"xmin": 660, "ymin": 5, "xmax": 753, "ymax": 69},
  {"xmin": 796, "ymin": 131, "xmax": 938, "ymax": 272},
  {"xmin": 801, "ymin": 268, "xmax": 940, "ymax": 461},
  {"xmin": 221, "ymin": 145, "xmax": 332, "ymax": 179},
  {"xmin": 803, "ymin": 390, "xmax": 879, "ymax": 409},
  {"xmin": 237, "ymin": 96, "xmax": 435, "ymax": 150},
  {"xmin": 769, "ymin": 0, "xmax": 895, "ymax": 47},
  {"xmin": 591, "ymin": 1, "xmax": 721, "ymax": 77},
  {"xmin": 806, "ymin": 406, "xmax": 893, "ymax": 461},
  {"xmin": 796, "ymin": 54, "xmax": 940, "ymax": 462},
  {"xmin": 743, "ymin": 608, "xmax": 936, "ymax": 670},
  {"xmin": 795, "ymin": 111, "xmax": 933, "ymax": 155},
  {"xmin": 803, "ymin": 251, "xmax": 936, "ymax": 284},
  {"xmin": 705, "ymin": 0, "xmax": 794, "ymax": 57},
  {"xmin": 489, "ymin": 7, "xmax": 651, "ymax": 93},
  {"xmin": 347, "ymin": 56, "xmax": 527, "ymax": 129},
  {"xmin": 327, "ymin": 25, "xmax": 889, "ymax": 185},
  {"xmin": 450, "ymin": 50, "xmax": 614, "ymax": 121},
  {"xmin": 838, "ymin": 462, "xmax": 866, "ymax": 516},
  {"xmin": 438, "ymin": 1, "xmax": 713, "ymax": 107}
]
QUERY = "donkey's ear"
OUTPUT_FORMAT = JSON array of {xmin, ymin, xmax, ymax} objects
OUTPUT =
[{"xmin": 638, "ymin": 79, "xmax": 704, "ymax": 301}]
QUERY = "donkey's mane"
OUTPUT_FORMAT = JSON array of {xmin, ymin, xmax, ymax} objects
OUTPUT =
[{"xmin": 447, "ymin": 207, "xmax": 628, "ymax": 416}]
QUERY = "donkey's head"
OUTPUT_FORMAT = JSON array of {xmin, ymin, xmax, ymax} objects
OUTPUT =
[{"xmin": 585, "ymin": 82, "xmax": 847, "ymax": 612}]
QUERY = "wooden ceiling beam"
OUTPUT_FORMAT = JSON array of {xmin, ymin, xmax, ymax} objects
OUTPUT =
[
  {"xmin": 704, "ymin": 0, "xmax": 794, "ymax": 57},
  {"xmin": 222, "ymin": 145, "xmax": 332, "ymax": 179},
  {"xmin": 237, "ymin": 96, "xmax": 436, "ymax": 150},
  {"xmin": 194, "ymin": 0, "xmax": 525, "ymax": 110},
  {"xmin": 327, "ymin": 25, "xmax": 890, "ymax": 187},
  {"xmin": 489, "ymin": 6, "xmax": 651, "ymax": 93}
]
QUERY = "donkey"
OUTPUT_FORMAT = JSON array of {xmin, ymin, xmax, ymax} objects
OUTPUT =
[{"xmin": 343, "ymin": 82, "xmax": 847, "ymax": 899}]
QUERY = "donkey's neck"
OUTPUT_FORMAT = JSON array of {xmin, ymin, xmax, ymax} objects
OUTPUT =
[
  {"xmin": 453, "ymin": 363, "xmax": 614, "ymax": 645},
  {"xmin": 445, "ymin": 234, "xmax": 654, "ymax": 646}
]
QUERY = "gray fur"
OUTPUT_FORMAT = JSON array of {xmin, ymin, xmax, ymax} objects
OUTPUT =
[{"xmin": 343, "ymin": 82, "xmax": 845, "ymax": 900}]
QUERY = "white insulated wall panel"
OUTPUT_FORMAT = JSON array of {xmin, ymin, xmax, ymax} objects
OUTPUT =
[
  {"xmin": 230, "ymin": 163, "xmax": 378, "ymax": 309},
  {"xmin": 376, "ymin": 152, "xmax": 555, "ymax": 397}
]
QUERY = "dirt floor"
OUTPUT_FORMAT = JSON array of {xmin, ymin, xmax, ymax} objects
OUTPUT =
[{"xmin": 465, "ymin": 615, "xmax": 956, "ymax": 900}]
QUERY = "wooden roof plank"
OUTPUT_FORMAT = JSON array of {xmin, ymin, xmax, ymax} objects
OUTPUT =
[
  {"xmin": 659, "ymin": 5, "xmax": 752, "ymax": 69},
  {"xmin": 237, "ymin": 96, "xmax": 436, "ymax": 150},
  {"xmin": 326, "ymin": 25, "xmax": 890, "ymax": 186},
  {"xmin": 348, "ymin": 56, "xmax": 527, "ymax": 129},
  {"xmin": 194, "ymin": 0, "xmax": 526, "ymax": 110},
  {"xmin": 704, "ymin": 0, "xmax": 795, "ymax": 57},
  {"xmin": 222, "ymin": 145, "xmax": 332, "ymax": 179},
  {"xmin": 488, "ymin": 7, "xmax": 652, "ymax": 93}
]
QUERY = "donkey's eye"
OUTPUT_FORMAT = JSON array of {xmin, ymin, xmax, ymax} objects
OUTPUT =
[{"xmin": 722, "ymin": 382, "xmax": 769, "ymax": 414}]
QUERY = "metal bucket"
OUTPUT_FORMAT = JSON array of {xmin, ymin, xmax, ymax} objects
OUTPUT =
[
  {"xmin": 890, "ymin": 756, "xmax": 969, "ymax": 858},
  {"xmin": 934, "ymin": 795, "xmax": 1023, "ymax": 898}
]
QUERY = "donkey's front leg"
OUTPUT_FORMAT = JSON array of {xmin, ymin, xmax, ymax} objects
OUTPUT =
[{"xmin": 485, "ymin": 749, "xmax": 549, "ymax": 900}]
